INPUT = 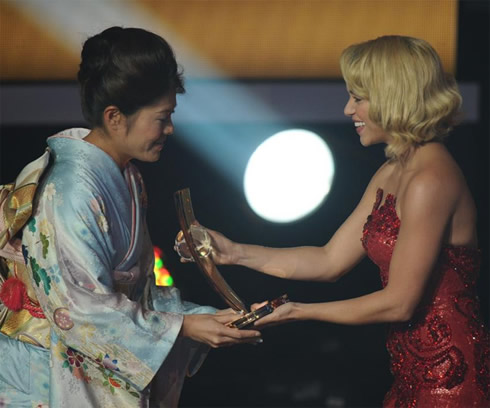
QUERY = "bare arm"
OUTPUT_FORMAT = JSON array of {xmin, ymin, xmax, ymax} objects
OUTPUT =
[
  {"xmin": 208, "ymin": 173, "xmax": 383, "ymax": 282},
  {"xmin": 256, "ymin": 170, "xmax": 459, "ymax": 325}
]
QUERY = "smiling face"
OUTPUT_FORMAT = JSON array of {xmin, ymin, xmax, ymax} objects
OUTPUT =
[
  {"xmin": 119, "ymin": 92, "xmax": 177, "ymax": 164},
  {"xmin": 343, "ymin": 91, "xmax": 389, "ymax": 147},
  {"xmin": 90, "ymin": 91, "xmax": 177, "ymax": 168}
]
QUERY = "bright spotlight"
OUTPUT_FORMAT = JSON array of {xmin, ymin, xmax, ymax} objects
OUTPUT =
[{"xmin": 244, "ymin": 129, "xmax": 335, "ymax": 223}]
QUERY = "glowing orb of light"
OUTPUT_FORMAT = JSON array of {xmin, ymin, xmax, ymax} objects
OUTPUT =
[{"xmin": 244, "ymin": 129, "xmax": 334, "ymax": 223}]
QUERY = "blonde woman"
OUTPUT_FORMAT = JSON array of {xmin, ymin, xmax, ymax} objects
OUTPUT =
[{"xmin": 188, "ymin": 36, "xmax": 490, "ymax": 407}]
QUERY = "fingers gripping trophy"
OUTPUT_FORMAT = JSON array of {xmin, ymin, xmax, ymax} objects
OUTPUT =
[{"xmin": 174, "ymin": 188, "xmax": 288, "ymax": 329}]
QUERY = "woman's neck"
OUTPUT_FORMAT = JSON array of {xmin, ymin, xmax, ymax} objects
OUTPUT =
[{"xmin": 84, "ymin": 128, "xmax": 128, "ymax": 170}]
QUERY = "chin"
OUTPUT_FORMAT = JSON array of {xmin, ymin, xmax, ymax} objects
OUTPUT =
[
  {"xmin": 360, "ymin": 136, "xmax": 383, "ymax": 148},
  {"xmin": 359, "ymin": 138, "xmax": 371, "ymax": 147},
  {"xmin": 140, "ymin": 153, "xmax": 162, "ymax": 163}
]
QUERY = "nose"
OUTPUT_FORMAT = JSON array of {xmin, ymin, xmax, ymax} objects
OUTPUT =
[
  {"xmin": 163, "ymin": 120, "xmax": 174, "ymax": 136},
  {"xmin": 344, "ymin": 96, "xmax": 355, "ymax": 117}
]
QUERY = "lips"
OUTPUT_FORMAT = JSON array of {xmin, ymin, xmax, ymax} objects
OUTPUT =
[
  {"xmin": 354, "ymin": 121, "xmax": 365, "ymax": 134},
  {"xmin": 151, "ymin": 141, "xmax": 165, "ymax": 152},
  {"xmin": 153, "ymin": 138, "xmax": 166, "ymax": 147}
]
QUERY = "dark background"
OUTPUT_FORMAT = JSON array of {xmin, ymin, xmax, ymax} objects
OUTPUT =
[{"xmin": 0, "ymin": 1, "xmax": 488, "ymax": 407}]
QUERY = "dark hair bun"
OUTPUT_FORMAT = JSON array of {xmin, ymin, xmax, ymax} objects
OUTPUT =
[{"xmin": 78, "ymin": 26, "xmax": 184, "ymax": 126}]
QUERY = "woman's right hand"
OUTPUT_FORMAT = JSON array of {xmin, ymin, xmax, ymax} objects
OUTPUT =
[
  {"xmin": 174, "ymin": 225, "xmax": 238, "ymax": 265},
  {"xmin": 181, "ymin": 311, "xmax": 262, "ymax": 348},
  {"xmin": 206, "ymin": 228, "xmax": 238, "ymax": 265}
]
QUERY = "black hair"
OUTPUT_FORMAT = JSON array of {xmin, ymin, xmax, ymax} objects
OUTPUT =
[{"xmin": 78, "ymin": 26, "xmax": 185, "ymax": 127}]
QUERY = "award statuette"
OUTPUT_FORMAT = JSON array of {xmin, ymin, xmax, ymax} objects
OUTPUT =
[{"xmin": 174, "ymin": 188, "xmax": 288, "ymax": 329}]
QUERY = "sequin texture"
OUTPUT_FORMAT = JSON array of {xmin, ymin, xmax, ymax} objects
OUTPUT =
[{"xmin": 362, "ymin": 188, "xmax": 490, "ymax": 407}]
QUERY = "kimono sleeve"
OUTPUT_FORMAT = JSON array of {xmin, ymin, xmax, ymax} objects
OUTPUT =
[
  {"xmin": 22, "ymin": 181, "xmax": 183, "ymax": 391},
  {"xmin": 135, "ymin": 217, "xmax": 217, "ymax": 316},
  {"xmin": 149, "ymin": 283, "xmax": 217, "ymax": 316}
]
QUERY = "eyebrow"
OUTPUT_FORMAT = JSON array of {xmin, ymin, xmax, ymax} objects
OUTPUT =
[
  {"xmin": 156, "ymin": 106, "xmax": 176, "ymax": 114},
  {"xmin": 349, "ymin": 90, "xmax": 363, "ymax": 98}
]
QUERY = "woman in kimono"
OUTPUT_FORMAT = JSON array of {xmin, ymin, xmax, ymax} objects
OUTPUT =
[
  {"xmin": 0, "ymin": 26, "xmax": 261, "ymax": 407},
  {"xmin": 188, "ymin": 36, "xmax": 490, "ymax": 407}
]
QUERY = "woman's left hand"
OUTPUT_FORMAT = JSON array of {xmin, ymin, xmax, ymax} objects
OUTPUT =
[{"xmin": 252, "ymin": 302, "xmax": 298, "ymax": 328}]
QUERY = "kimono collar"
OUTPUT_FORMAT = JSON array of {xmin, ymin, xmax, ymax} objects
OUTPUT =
[
  {"xmin": 47, "ymin": 128, "xmax": 144, "ymax": 270},
  {"xmin": 47, "ymin": 128, "xmax": 130, "ymax": 186}
]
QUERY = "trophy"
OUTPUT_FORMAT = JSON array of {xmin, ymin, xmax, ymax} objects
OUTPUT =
[{"xmin": 174, "ymin": 188, "xmax": 288, "ymax": 329}]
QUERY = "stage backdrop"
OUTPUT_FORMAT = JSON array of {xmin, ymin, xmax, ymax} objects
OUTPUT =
[{"xmin": 1, "ymin": 0, "xmax": 458, "ymax": 80}]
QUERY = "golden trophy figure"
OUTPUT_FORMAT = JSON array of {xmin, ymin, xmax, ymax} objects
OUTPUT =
[{"xmin": 174, "ymin": 188, "xmax": 288, "ymax": 329}]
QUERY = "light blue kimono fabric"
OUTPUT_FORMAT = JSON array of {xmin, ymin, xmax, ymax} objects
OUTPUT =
[{"xmin": 0, "ymin": 128, "xmax": 215, "ymax": 408}]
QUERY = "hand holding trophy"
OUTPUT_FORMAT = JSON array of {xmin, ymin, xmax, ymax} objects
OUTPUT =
[
  {"xmin": 174, "ymin": 188, "xmax": 288, "ymax": 329},
  {"xmin": 175, "ymin": 224, "xmax": 212, "ymax": 261}
]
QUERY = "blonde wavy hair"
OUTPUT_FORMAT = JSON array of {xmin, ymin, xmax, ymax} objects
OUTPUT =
[{"xmin": 340, "ymin": 35, "xmax": 462, "ymax": 159}]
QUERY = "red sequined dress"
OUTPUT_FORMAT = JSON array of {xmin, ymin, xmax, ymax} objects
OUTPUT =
[{"xmin": 362, "ymin": 189, "xmax": 489, "ymax": 408}]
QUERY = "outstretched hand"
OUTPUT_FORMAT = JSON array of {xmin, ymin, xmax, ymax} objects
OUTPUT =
[
  {"xmin": 181, "ymin": 311, "xmax": 262, "ymax": 348},
  {"xmin": 174, "ymin": 224, "xmax": 238, "ymax": 266},
  {"xmin": 206, "ymin": 228, "xmax": 237, "ymax": 265},
  {"xmin": 251, "ymin": 301, "xmax": 298, "ymax": 329}
]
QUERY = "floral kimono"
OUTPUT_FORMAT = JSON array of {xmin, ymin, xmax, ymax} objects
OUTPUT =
[{"xmin": 0, "ymin": 128, "xmax": 215, "ymax": 407}]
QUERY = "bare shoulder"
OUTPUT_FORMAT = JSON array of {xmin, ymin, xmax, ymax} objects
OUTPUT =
[
  {"xmin": 399, "ymin": 143, "xmax": 477, "ymax": 246},
  {"xmin": 410, "ymin": 143, "xmax": 464, "ymax": 189},
  {"xmin": 400, "ymin": 143, "xmax": 467, "ymax": 213}
]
